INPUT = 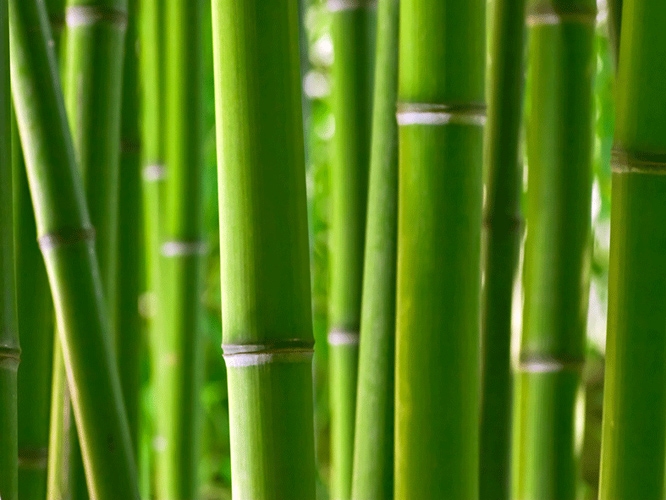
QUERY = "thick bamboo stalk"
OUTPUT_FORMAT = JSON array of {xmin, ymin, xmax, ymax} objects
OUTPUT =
[
  {"xmin": 328, "ymin": 2, "xmax": 374, "ymax": 497},
  {"xmin": 116, "ymin": 0, "xmax": 141, "ymax": 453},
  {"xmin": 0, "ymin": 1, "xmax": 17, "ymax": 499},
  {"xmin": 395, "ymin": 0, "xmax": 485, "ymax": 497},
  {"xmin": 512, "ymin": 1, "xmax": 596, "ymax": 498},
  {"xmin": 212, "ymin": 0, "xmax": 317, "ymax": 497},
  {"xmin": 478, "ymin": 0, "xmax": 526, "ymax": 497},
  {"xmin": 153, "ymin": 0, "xmax": 204, "ymax": 498},
  {"xmin": 8, "ymin": 0, "xmax": 139, "ymax": 498},
  {"xmin": 599, "ymin": 1, "xmax": 666, "ymax": 497},
  {"xmin": 350, "ymin": 0, "xmax": 398, "ymax": 497}
]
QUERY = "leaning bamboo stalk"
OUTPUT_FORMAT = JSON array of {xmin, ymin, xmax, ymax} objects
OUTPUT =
[
  {"xmin": 0, "ymin": 1, "xmax": 17, "ymax": 499},
  {"xmin": 328, "ymin": 1, "xmax": 374, "ymax": 497},
  {"xmin": 350, "ymin": 0, "xmax": 398, "ymax": 496},
  {"xmin": 512, "ymin": 2, "xmax": 596, "ymax": 498},
  {"xmin": 478, "ymin": 0, "xmax": 526, "ymax": 497},
  {"xmin": 212, "ymin": 0, "xmax": 317, "ymax": 497},
  {"xmin": 8, "ymin": 0, "xmax": 139, "ymax": 498},
  {"xmin": 599, "ymin": 1, "xmax": 666, "ymax": 497},
  {"xmin": 394, "ymin": 0, "xmax": 486, "ymax": 497}
]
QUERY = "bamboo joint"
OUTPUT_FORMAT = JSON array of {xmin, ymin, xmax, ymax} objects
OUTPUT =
[
  {"xmin": 65, "ymin": 6, "xmax": 128, "ymax": 29},
  {"xmin": 18, "ymin": 447, "xmax": 49, "ymax": 470},
  {"xmin": 327, "ymin": 329, "xmax": 360, "ymax": 346},
  {"xmin": 396, "ymin": 102, "xmax": 487, "ymax": 127},
  {"xmin": 142, "ymin": 163, "xmax": 166, "ymax": 182},
  {"xmin": 161, "ymin": 240, "xmax": 208, "ymax": 258},
  {"xmin": 0, "ymin": 344, "xmax": 20, "ymax": 370},
  {"xmin": 517, "ymin": 354, "xmax": 585, "ymax": 373},
  {"xmin": 38, "ymin": 226, "xmax": 96, "ymax": 251},
  {"xmin": 327, "ymin": 0, "xmax": 377, "ymax": 12},
  {"xmin": 611, "ymin": 148, "xmax": 666, "ymax": 175},
  {"xmin": 526, "ymin": 6, "xmax": 596, "ymax": 26},
  {"xmin": 222, "ymin": 339, "xmax": 315, "ymax": 368}
]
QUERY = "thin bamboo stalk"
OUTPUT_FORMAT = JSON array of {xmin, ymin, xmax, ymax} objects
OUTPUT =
[
  {"xmin": 328, "ymin": 1, "xmax": 374, "ymax": 497},
  {"xmin": 599, "ymin": 0, "xmax": 666, "ymax": 497},
  {"xmin": 153, "ymin": 0, "xmax": 204, "ymax": 498},
  {"xmin": 394, "ymin": 0, "xmax": 485, "ymax": 497},
  {"xmin": 607, "ymin": 0, "xmax": 621, "ymax": 66},
  {"xmin": 212, "ymin": 0, "xmax": 317, "ymax": 496},
  {"xmin": 8, "ymin": 0, "xmax": 139, "ymax": 498},
  {"xmin": 116, "ymin": 0, "xmax": 141, "ymax": 453},
  {"xmin": 512, "ymin": 1, "xmax": 596, "ymax": 498},
  {"xmin": 0, "ymin": 1, "xmax": 17, "ymax": 499},
  {"xmin": 478, "ymin": 0, "xmax": 526, "ymax": 497},
  {"xmin": 350, "ymin": 0, "xmax": 398, "ymax": 497}
]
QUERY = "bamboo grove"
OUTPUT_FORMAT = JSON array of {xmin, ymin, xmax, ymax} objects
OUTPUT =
[{"xmin": 0, "ymin": 0, "xmax": 664, "ymax": 499}]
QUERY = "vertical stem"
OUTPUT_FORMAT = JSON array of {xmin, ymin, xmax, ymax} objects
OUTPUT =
[
  {"xmin": 328, "ymin": 1, "xmax": 374, "ymax": 497},
  {"xmin": 395, "ymin": 0, "xmax": 486, "ymax": 497},
  {"xmin": 0, "ymin": 1, "xmax": 17, "ymax": 499},
  {"xmin": 153, "ymin": 0, "xmax": 204, "ymax": 498},
  {"xmin": 9, "ymin": 0, "xmax": 139, "ymax": 498},
  {"xmin": 350, "ymin": 0, "xmax": 398, "ymax": 497},
  {"xmin": 599, "ymin": 0, "xmax": 666, "ymax": 497},
  {"xmin": 478, "ymin": 0, "xmax": 526, "ymax": 497},
  {"xmin": 212, "ymin": 0, "xmax": 317, "ymax": 497}
]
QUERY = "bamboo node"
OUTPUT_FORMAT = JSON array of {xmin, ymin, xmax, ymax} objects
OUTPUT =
[
  {"xmin": 327, "ymin": 329, "xmax": 359, "ymax": 346},
  {"xmin": 38, "ymin": 226, "xmax": 96, "ymax": 251},
  {"xmin": 65, "ymin": 6, "xmax": 128, "ymax": 29},
  {"xmin": 142, "ymin": 163, "xmax": 166, "ymax": 182},
  {"xmin": 161, "ymin": 240, "xmax": 208, "ymax": 257},
  {"xmin": 18, "ymin": 447, "xmax": 48, "ymax": 470},
  {"xmin": 526, "ymin": 6, "xmax": 596, "ymax": 26},
  {"xmin": 327, "ymin": 0, "xmax": 377, "ymax": 12},
  {"xmin": 222, "ymin": 339, "xmax": 314, "ymax": 368},
  {"xmin": 0, "ymin": 344, "xmax": 20, "ymax": 370},
  {"xmin": 397, "ymin": 102, "xmax": 487, "ymax": 127},
  {"xmin": 518, "ymin": 355, "xmax": 585, "ymax": 373},
  {"xmin": 611, "ymin": 148, "xmax": 666, "ymax": 175}
]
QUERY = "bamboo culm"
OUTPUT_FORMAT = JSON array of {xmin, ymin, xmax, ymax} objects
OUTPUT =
[
  {"xmin": 212, "ymin": 0, "xmax": 317, "ymax": 496},
  {"xmin": 394, "ymin": 0, "xmax": 486, "ymax": 497},
  {"xmin": 350, "ymin": 0, "xmax": 398, "ymax": 497},
  {"xmin": 599, "ymin": 0, "xmax": 666, "ymax": 497},
  {"xmin": 8, "ymin": 0, "xmax": 139, "ymax": 498}
]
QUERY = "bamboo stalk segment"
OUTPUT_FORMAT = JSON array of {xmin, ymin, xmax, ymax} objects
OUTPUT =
[
  {"xmin": 395, "ymin": 0, "xmax": 486, "ymax": 497},
  {"xmin": 599, "ymin": 0, "xmax": 666, "ymax": 497},
  {"xmin": 8, "ymin": 0, "xmax": 139, "ymax": 498},
  {"xmin": 212, "ymin": 0, "xmax": 317, "ymax": 496}
]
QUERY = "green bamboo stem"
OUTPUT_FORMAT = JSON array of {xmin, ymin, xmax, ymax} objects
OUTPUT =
[
  {"xmin": 212, "ymin": 0, "xmax": 317, "ymax": 497},
  {"xmin": 512, "ymin": 1, "xmax": 595, "ymax": 498},
  {"xmin": 116, "ymin": 0, "xmax": 141, "ymax": 453},
  {"xmin": 153, "ymin": 0, "xmax": 204, "ymax": 498},
  {"xmin": 395, "ymin": 0, "xmax": 485, "ymax": 497},
  {"xmin": 328, "ymin": 2, "xmax": 374, "ymax": 497},
  {"xmin": 599, "ymin": 1, "xmax": 666, "ymax": 497},
  {"xmin": 0, "ymin": 1, "xmax": 17, "ymax": 498},
  {"xmin": 8, "ymin": 0, "xmax": 139, "ymax": 498},
  {"xmin": 607, "ymin": 0, "xmax": 621, "ymax": 66},
  {"xmin": 349, "ymin": 0, "xmax": 398, "ymax": 497},
  {"xmin": 478, "ymin": 0, "xmax": 526, "ymax": 497}
]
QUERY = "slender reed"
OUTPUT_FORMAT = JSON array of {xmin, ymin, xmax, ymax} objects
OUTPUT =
[
  {"xmin": 8, "ymin": 0, "xmax": 139, "ymax": 498},
  {"xmin": 599, "ymin": 1, "xmax": 666, "ymax": 497},
  {"xmin": 328, "ymin": 1, "xmax": 374, "ymax": 497},
  {"xmin": 478, "ymin": 0, "xmax": 526, "ymax": 497},
  {"xmin": 0, "ymin": 1, "xmax": 17, "ymax": 499},
  {"xmin": 394, "ymin": 0, "xmax": 485, "ymax": 497},
  {"xmin": 350, "ymin": 0, "xmax": 398, "ymax": 497},
  {"xmin": 212, "ymin": 0, "xmax": 317, "ymax": 496}
]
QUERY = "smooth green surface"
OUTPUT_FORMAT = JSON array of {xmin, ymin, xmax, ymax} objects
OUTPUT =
[
  {"xmin": 0, "ymin": 1, "xmax": 17, "ymax": 498},
  {"xmin": 599, "ymin": 1, "xmax": 666, "ymax": 497},
  {"xmin": 350, "ymin": 0, "xmax": 398, "ymax": 497},
  {"xmin": 395, "ymin": 0, "xmax": 485, "ymax": 497},
  {"xmin": 8, "ymin": 0, "xmax": 139, "ymax": 498},
  {"xmin": 479, "ymin": 0, "xmax": 526, "ymax": 498},
  {"xmin": 212, "ymin": 0, "xmax": 317, "ymax": 496},
  {"xmin": 329, "ymin": 6, "xmax": 374, "ymax": 498},
  {"xmin": 513, "ymin": 3, "xmax": 595, "ymax": 499}
]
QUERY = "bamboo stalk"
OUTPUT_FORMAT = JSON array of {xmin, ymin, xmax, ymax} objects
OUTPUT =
[
  {"xmin": 153, "ymin": 0, "xmax": 204, "ymax": 498},
  {"xmin": 478, "ymin": 0, "xmax": 526, "ymax": 497},
  {"xmin": 350, "ymin": 0, "xmax": 398, "ymax": 497},
  {"xmin": 394, "ymin": 0, "xmax": 485, "ymax": 497},
  {"xmin": 116, "ymin": 0, "xmax": 141, "ymax": 453},
  {"xmin": 212, "ymin": 0, "xmax": 317, "ymax": 497},
  {"xmin": 599, "ymin": 0, "xmax": 666, "ymax": 497},
  {"xmin": 512, "ymin": 1, "xmax": 596, "ymax": 498},
  {"xmin": 0, "ymin": 1, "xmax": 17, "ymax": 499},
  {"xmin": 8, "ymin": 0, "xmax": 139, "ymax": 498},
  {"xmin": 328, "ymin": 1, "xmax": 374, "ymax": 497},
  {"xmin": 607, "ymin": 0, "xmax": 621, "ymax": 66}
]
